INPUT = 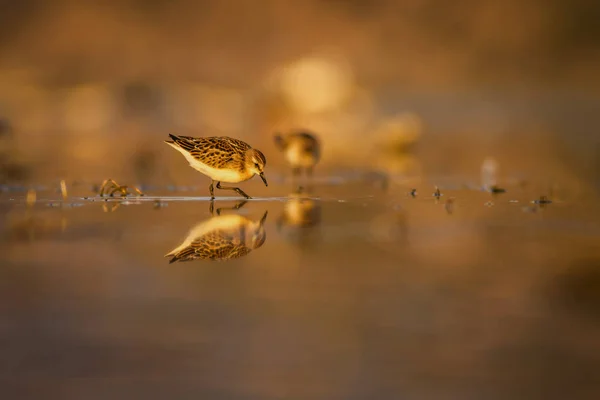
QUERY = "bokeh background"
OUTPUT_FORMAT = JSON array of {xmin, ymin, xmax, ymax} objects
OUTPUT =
[
  {"xmin": 2, "ymin": 2, "xmax": 600, "ymax": 399},
  {"xmin": 1, "ymin": 0, "xmax": 599, "ymax": 187}
]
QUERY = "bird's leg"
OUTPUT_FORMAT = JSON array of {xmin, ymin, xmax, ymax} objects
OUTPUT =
[
  {"xmin": 209, "ymin": 180, "xmax": 215, "ymax": 200},
  {"xmin": 209, "ymin": 200, "xmax": 215, "ymax": 215},
  {"xmin": 239, "ymin": 224, "xmax": 247, "ymax": 246},
  {"xmin": 216, "ymin": 181, "xmax": 252, "ymax": 199},
  {"xmin": 232, "ymin": 200, "xmax": 248, "ymax": 210},
  {"xmin": 215, "ymin": 200, "xmax": 248, "ymax": 216}
]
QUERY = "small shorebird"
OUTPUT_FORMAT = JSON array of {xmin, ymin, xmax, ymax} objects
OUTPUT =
[
  {"xmin": 165, "ymin": 134, "xmax": 268, "ymax": 199},
  {"xmin": 277, "ymin": 187, "xmax": 321, "ymax": 230},
  {"xmin": 276, "ymin": 187, "xmax": 321, "ymax": 246},
  {"xmin": 165, "ymin": 205, "xmax": 268, "ymax": 263},
  {"xmin": 274, "ymin": 130, "xmax": 320, "ymax": 177}
]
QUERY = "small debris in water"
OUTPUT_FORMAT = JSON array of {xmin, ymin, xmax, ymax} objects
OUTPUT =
[
  {"xmin": 489, "ymin": 185, "xmax": 506, "ymax": 194},
  {"xmin": 533, "ymin": 195, "xmax": 552, "ymax": 205},
  {"xmin": 485, "ymin": 201, "xmax": 494, "ymax": 207},
  {"xmin": 433, "ymin": 187, "xmax": 441, "ymax": 198},
  {"xmin": 509, "ymin": 200, "xmax": 519, "ymax": 203},
  {"xmin": 99, "ymin": 178, "xmax": 144, "ymax": 197},
  {"xmin": 409, "ymin": 188, "xmax": 417, "ymax": 197}
]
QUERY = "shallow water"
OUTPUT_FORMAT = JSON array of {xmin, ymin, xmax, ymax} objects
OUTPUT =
[{"xmin": 2, "ymin": 178, "xmax": 600, "ymax": 399}]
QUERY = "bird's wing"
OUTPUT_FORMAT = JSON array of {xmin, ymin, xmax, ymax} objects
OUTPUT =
[
  {"xmin": 168, "ymin": 230, "xmax": 251, "ymax": 262},
  {"xmin": 170, "ymin": 135, "xmax": 251, "ymax": 169}
]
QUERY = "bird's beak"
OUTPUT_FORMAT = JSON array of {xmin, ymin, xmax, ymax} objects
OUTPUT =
[{"xmin": 259, "ymin": 172, "xmax": 268, "ymax": 186}]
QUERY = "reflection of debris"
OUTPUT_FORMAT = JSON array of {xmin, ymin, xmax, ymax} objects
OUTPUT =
[
  {"xmin": 445, "ymin": 198, "xmax": 455, "ymax": 214},
  {"xmin": 102, "ymin": 202, "xmax": 121, "ymax": 213},
  {"xmin": 26, "ymin": 189, "xmax": 36, "ymax": 207},
  {"xmin": 485, "ymin": 201, "xmax": 494, "ymax": 207},
  {"xmin": 99, "ymin": 178, "xmax": 144, "ymax": 197},
  {"xmin": 153, "ymin": 200, "xmax": 168, "ymax": 209}
]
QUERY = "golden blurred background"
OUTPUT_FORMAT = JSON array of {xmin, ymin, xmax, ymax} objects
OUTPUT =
[
  {"xmin": 0, "ymin": 0, "xmax": 599, "ymax": 186},
  {"xmin": 2, "ymin": 3, "xmax": 600, "ymax": 398}
]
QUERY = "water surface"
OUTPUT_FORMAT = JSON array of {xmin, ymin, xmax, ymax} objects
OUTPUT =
[{"xmin": 2, "ymin": 179, "xmax": 600, "ymax": 399}]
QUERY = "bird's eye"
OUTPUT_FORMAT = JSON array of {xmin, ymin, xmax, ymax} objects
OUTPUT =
[{"xmin": 254, "ymin": 163, "xmax": 259, "ymax": 169}]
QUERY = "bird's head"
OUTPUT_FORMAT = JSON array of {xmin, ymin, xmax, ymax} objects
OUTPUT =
[{"xmin": 245, "ymin": 148, "xmax": 268, "ymax": 186}]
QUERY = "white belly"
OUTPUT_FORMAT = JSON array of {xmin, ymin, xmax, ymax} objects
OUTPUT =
[{"xmin": 168, "ymin": 142, "xmax": 252, "ymax": 183}]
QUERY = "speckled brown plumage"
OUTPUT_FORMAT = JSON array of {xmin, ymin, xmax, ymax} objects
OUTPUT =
[
  {"xmin": 165, "ymin": 134, "xmax": 269, "ymax": 198},
  {"xmin": 166, "ymin": 210, "xmax": 268, "ymax": 263},
  {"xmin": 168, "ymin": 134, "xmax": 267, "ymax": 170},
  {"xmin": 167, "ymin": 134, "xmax": 258, "ymax": 170},
  {"xmin": 168, "ymin": 231, "xmax": 252, "ymax": 263}
]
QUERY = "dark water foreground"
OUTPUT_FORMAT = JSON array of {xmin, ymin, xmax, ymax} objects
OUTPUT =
[{"xmin": 1, "ymin": 179, "xmax": 600, "ymax": 400}]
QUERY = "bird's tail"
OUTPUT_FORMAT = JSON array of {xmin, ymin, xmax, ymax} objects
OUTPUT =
[
  {"xmin": 164, "ymin": 134, "xmax": 195, "ymax": 151},
  {"xmin": 164, "ymin": 133, "xmax": 180, "ymax": 144}
]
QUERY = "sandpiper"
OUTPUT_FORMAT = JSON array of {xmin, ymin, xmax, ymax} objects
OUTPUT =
[
  {"xmin": 165, "ymin": 134, "xmax": 268, "ymax": 199},
  {"xmin": 274, "ymin": 130, "xmax": 321, "ymax": 177},
  {"xmin": 165, "ymin": 206, "xmax": 268, "ymax": 262}
]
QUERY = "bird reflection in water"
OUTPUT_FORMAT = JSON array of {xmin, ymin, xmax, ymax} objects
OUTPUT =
[
  {"xmin": 165, "ymin": 201, "xmax": 268, "ymax": 263},
  {"xmin": 277, "ymin": 186, "xmax": 322, "ymax": 245}
]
